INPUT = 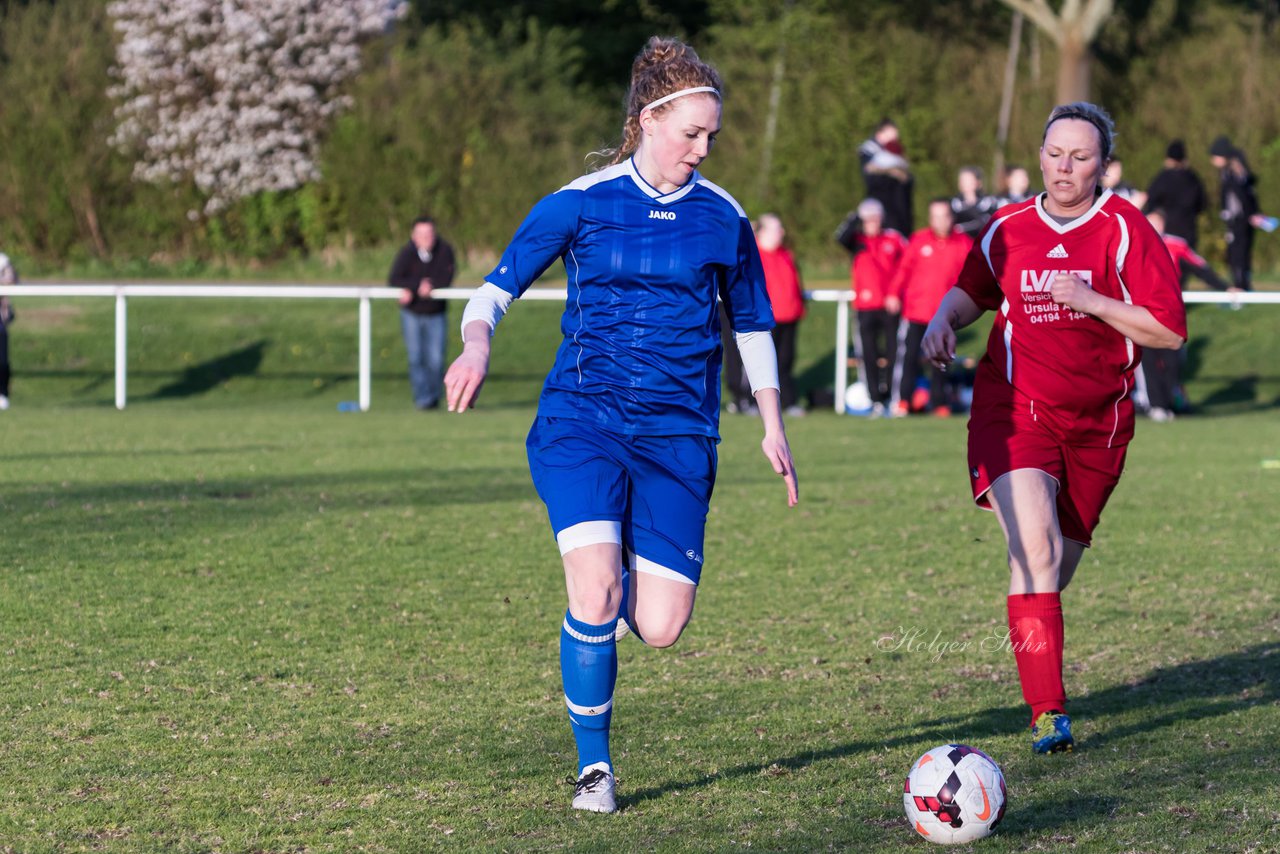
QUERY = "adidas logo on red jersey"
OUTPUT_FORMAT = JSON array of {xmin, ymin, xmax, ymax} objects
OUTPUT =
[{"xmin": 1046, "ymin": 243, "xmax": 1069, "ymax": 258}]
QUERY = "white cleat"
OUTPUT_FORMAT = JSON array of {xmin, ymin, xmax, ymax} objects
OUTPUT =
[
  {"xmin": 0, "ymin": 395, "xmax": 9, "ymax": 411},
  {"xmin": 572, "ymin": 762, "xmax": 617, "ymax": 813}
]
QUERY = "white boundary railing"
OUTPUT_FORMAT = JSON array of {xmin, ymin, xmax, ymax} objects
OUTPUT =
[{"xmin": 0, "ymin": 283, "xmax": 1276, "ymax": 412}]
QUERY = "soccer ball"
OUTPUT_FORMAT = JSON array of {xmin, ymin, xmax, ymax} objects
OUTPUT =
[{"xmin": 903, "ymin": 744, "xmax": 1007, "ymax": 845}]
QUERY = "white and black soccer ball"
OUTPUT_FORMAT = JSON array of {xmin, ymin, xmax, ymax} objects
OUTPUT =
[{"xmin": 903, "ymin": 744, "xmax": 1007, "ymax": 845}]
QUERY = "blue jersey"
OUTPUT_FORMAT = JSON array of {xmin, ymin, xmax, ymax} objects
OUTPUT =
[{"xmin": 486, "ymin": 159, "xmax": 773, "ymax": 438}]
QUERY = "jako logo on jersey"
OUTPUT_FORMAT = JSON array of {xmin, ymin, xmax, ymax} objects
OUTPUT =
[
  {"xmin": 1020, "ymin": 269, "xmax": 1093, "ymax": 293},
  {"xmin": 685, "ymin": 549, "xmax": 704, "ymax": 564},
  {"xmin": 649, "ymin": 210, "xmax": 676, "ymax": 221},
  {"xmin": 1046, "ymin": 243, "xmax": 1069, "ymax": 258}
]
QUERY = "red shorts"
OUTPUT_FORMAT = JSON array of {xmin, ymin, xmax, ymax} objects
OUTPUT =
[{"xmin": 967, "ymin": 396, "xmax": 1127, "ymax": 547}]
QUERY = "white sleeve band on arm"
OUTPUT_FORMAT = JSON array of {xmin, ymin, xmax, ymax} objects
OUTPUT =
[
  {"xmin": 460, "ymin": 282, "xmax": 515, "ymax": 336},
  {"xmin": 733, "ymin": 330, "xmax": 780, "ymax": 395}
]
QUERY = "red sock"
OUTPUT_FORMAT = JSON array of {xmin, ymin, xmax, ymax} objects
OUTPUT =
[{"xmin": 1007, "ymin": 592, "xmax": 1066, "ymax": 725}]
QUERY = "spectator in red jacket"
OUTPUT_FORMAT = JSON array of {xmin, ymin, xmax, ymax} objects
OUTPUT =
[
  {"xmin": 889, "ymin": 199, "xmax": 973, "ymax": 416},
  {"xmin": 836, "ymin": 198, "xmax": 908, "ymax": 414},
  {"xmin": 1139, "ymin": 209, "xmax": 1237, "ymax": 422},
  {"xmin": 756, "ymin": 213, "xmax": 806, "ymax": 416}
]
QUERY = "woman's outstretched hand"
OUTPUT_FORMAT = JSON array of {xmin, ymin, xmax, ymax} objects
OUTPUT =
[{"xmin": 444, "ymin": 340, "xmax": 490, "ymax": 412}]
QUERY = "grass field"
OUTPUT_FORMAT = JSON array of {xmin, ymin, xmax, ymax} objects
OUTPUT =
[{"xmin": 1, "ymin": 291, "xmax": 1277, "ymax": 852}]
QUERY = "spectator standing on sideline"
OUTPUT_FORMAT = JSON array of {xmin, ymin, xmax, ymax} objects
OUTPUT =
[
  {"xmin": 1102, "ymin": 159, "xmax": 1145, "ymax": 209},
  {"xmin": 950, "ymin": 166, "xmax": 1000, "ymax": 238},
  {"xmin": 389, "ymin": 216, "xmax": 456, "ymax": 409},
  {"xmin": 858, "ymin": 119, "xmax": 915, "ymax": 236},
  {"xmin": 755, "ymin": 214, "xmax": 806, "ymax": 417},
  {"xmin": 0, "ymin": 253, "xmax": 15, "ymax": 411},
  {"xmin": 1143, "ymin": 140, "xmax": 1207, "ymax": 249},
  {"xmin": 889, "ymin": 200, "xmax": 972, "ymax": 417},
  {"xmin": 836, "ymin": 198, "xmax": 907, "ymax": 415},
  {"xmin": 1140, "ymin": 209, "xmax": 1236, "ymax": 423},
  {"xmin": 720, "ymin": 303, "xmax": 753, "ymax": 414},
  {"xmin": 1209, "ymin": 136, "xmax": 1261, "ymax": 291},
  {"xmin": 999, "ymin": 165, "xmax": 1035, "ymax": 207},
  {"xmin": 1147, "ymin": 210, "xmax": 1236, "ymax": 294}
]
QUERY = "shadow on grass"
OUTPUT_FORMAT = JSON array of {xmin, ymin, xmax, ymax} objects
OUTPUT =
[
  {"xmin": 621, "ymin": 642, "xmax": 1277, "ymax": 835},
  {"xmin": 1, "ymin": 444, "xmax": 285, "ymax": 463},
  {"xmin": 1191, "ymin": 374, "xmax": 1280, "ymax": 414},
  {"xmin": 910, "ymin": 642, "xmax": 1276, "ymax": 751},
  {"xmin": 4, "ymin": 465, "xmax": 538, "ymax": 537},
  {"xmin": 1071, "ymin": 641, "xmax": 1277, "ymax": 749},
  {"xmin": 147, "ymin": 340, "xmax": 268, "ymax": 399},
  {"xmin": 21, "ymin": 366, "xmax": 546, "ymax": 408}
]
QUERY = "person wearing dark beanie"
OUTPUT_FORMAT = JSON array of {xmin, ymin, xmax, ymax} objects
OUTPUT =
[
  {"xmin": 1144, "ymin": 138, "xmax": 1207, "ymax": 249},
  {"xmin": 1210, "ymin": 136, "xmax": 1260, "ymax": 290},
  {"xmin": 1209, "ymin": 135, "xmax": 1235, "ymax": 159}
]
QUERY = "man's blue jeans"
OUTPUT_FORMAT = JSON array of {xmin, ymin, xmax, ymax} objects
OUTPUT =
[{"xmin": 400, "ymin": 310, "xmax": 447, "ymax": 408}]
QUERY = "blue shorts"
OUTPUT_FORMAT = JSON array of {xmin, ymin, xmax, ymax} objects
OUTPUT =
[{"xmin": 526, "ymin": 416, "xmax": 718, "ymax": 585}]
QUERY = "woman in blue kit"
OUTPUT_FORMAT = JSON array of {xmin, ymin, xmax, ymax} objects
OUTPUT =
[{"xmin": 444, "ymin": 37, "xmax": 799, "ymax": 813}]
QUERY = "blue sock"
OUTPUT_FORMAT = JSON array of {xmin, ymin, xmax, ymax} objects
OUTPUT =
[{"xmin": 560, "ymin": 610, "xmax": 617, "ymax": 774}]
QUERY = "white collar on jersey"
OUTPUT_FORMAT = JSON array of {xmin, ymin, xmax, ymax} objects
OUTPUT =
[
  {"xmin": 1034, "ymin": 188, "xmax": 1114, "ymax": 234},
  {"xmin": 626, "ymin": 157, "xmax": 700, "ymax": 205}
]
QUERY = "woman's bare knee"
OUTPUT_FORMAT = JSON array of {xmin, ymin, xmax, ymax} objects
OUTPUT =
[
  {"xmin": 636, "ymin": 618, "xmax": 688, "ymax": 649},
  {"xmin": 563, "ymin": 544, "xmax": 622, "ymax": 624},
  {"xmin": 1007, "ymin": 534, "xmax": 1062, "ymax": 578},
  {"xmin": 631, "ymin": 570, "xmax": 696, "ymax": 648}
]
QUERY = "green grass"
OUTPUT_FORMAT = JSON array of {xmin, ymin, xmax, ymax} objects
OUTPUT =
[{"xmin": 1, "ymin": 291, "xmax": 1277, "ymax": 852}]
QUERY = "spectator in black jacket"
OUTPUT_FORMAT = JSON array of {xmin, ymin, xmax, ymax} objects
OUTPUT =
[
  {"xmin": 1210, "ymin": 136, "xmax": 1261, "ymax": 291},
  {"xmin": 950, "ymin": 166, "xmax": 999, "ymax": 238},
  {"xmin": 0, "ymin": 252, "xmax": 14, "ymax": 411},
  {"xmin": 389, "ymin": 216, "xmax": 456, "ymax": 409},
  {"xmin": 997, "ymin": 165, "xmax": 1034, "ymax": 207},
  {"xmin": 1144, "ymin": 139, "xmax": 1207, "ymax": 249},
  {"xmin": 858, "ymin": 119, "xmax": 914, "ymax": 236}
]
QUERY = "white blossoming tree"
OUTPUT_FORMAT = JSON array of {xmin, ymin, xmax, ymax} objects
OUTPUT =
[{"xmin": 108, "ymin": 0, "xmax": 404, "ymax": 213}]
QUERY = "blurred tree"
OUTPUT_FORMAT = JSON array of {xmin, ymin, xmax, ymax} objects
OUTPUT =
[
  {"xmin": 996, "ymin": 0, "xmax": 1116, "ymax": 102},
  {"xmin": 108, "ymin": 0, "xmax": 407, "ymax": 214}
]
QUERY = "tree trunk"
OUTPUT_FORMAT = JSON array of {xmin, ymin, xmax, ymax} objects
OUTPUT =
[
  {"xmin": 994, "ymin": 11, "xmax": 1024, "ymax": 188},
  {"xmin": 758, "ymin": 47, "xmax": 786, "ymax": 205},
  {"xmin": 80, "ymin": 185, "xmax": 109, "ymax": 257},
  {"xmin": 1055, "ymin": 31, "xmax": 1091, "ymax": 103}
]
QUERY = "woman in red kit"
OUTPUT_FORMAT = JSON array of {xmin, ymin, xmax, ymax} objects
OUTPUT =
[
  {"xmin": 890, "ymin": 199, "xmax": 972, "ymax": 416},
  {"xmin": 756, "ymin": 213, "xmax": 806, "ymax": 416},
  {"xmin": 837, "ymin": 198, "xmax": 908, "ymax": 416},
  {"xmin": 922, "ymin": 103, "xmax": 1186, "ymax": 754}
]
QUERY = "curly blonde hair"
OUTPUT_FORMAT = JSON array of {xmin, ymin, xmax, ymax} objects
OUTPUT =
[{"xmin": 597, "ymin": 37, "xmax": 723, "ymax": 168}]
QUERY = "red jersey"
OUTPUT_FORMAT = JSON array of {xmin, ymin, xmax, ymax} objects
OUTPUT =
[
  {"xmin": 1160, "ymin": 233, "xmax": 1205, "ymax": 268},
  {"xmin": 891, "ymin": 228, "xmax": 973, "ymax": 324},
  {"xmin": 850, "ymin": 230, "xmax": 907, "ymax": 310},
  {"xmin": 758, "ymin": 245, "xmax": 805, "ymax": 323},
  {"xmin": 955, "ymin": 191, "xmax": 1187, "ymax": 446}
]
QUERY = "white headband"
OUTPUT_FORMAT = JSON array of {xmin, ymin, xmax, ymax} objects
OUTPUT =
[{"xmin": 641, "ymin": 86, "xmax": 721, "ymax": 115}]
